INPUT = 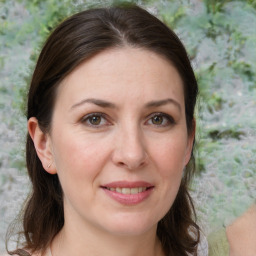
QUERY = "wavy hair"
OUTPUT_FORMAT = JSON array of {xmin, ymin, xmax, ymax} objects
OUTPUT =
[{"xmin": 7, "ymin": 4, "xmax": 199, "ymax": 256}]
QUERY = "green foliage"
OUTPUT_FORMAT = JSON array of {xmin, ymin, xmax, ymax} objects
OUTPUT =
[
  {"xmin": 158, "ymin": 1, "xmax": 187, "ymax": 29},
  {"xmin": 23, "ymin": 0, "xmax": 75, "ymax": 38},
  {"xmin": 204, "ymin": 0, "xmax": 232, "ymax": 13}
]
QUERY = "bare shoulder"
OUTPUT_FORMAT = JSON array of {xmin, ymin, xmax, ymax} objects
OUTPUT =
[
  {"xmin": 227, "ymin": 204, "xmax": 256, "ymax": 256},
  {"xmin": 227, "ymin": 204, "xmax": 256, "ymax": 235}
]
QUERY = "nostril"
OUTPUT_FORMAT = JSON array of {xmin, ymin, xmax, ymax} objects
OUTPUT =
[
  {"xmin": 117, "ymin": 162, "xmax": 126, "ymax": 167},
  {"xmin": 111, "ymin": 143, "xmax": 148, "ymax": 170}
]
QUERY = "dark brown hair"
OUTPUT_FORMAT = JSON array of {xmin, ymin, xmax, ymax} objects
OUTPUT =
[{"xmin": 7, "ymin": 4, "xmax": 199, "ymax": 256}]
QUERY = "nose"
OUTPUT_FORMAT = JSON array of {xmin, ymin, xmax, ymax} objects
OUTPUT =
[{"xmin": 111, "ymin": 126, "xmax": 148, "ymax": 170}]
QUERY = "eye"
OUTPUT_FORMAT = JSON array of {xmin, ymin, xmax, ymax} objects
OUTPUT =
[
  {"xmin": 151, "ymin": 115, "xmax": 164, "ymax": 125},
  {"xmin": 146, "ymin": 113, "xmax": 175, "ymax": 127},
  {"xmin": 88, "ymin": 115, "xmax": 102, "ymax": 125},
  {"xmin": 81, "ymin": 113, "xmax": 110, "ymax": 127}
]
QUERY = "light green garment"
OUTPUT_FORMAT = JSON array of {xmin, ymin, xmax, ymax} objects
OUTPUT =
[{"xmin": 208, "ymin": 228, "xmax": 229, "ymax": 256}]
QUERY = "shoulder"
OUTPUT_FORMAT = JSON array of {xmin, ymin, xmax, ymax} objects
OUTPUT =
[
  {"xmin": 227, "ymin": 204, "xmax": 256, "ymax": 235},
  {"xmin": 226, "ymin": 204, "xmax": 256, "ymax": 255}
]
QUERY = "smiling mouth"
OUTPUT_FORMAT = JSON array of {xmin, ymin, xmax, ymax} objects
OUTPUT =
[
  {"xmin": 103, "ymin": 187, "xmax": 148, "ymax": 194},
  {"xmin": 101, "ymin": 182, "xmax": 154, "ymax": 205}
]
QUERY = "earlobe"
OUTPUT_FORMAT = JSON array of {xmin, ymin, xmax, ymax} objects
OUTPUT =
[{"xmin": 28, "ymin": 117, "xmax": 56, "ymax": 174}]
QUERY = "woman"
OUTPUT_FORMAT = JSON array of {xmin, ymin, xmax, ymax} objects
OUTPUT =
[{"xmin": 6, "ymin": 4, "xmax": 207, "ymax": 256}]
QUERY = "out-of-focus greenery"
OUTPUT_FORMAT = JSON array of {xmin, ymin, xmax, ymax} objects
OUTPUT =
[{"xmin": 0, "ymin": 0, "xmax": 255, "ymax": 247}]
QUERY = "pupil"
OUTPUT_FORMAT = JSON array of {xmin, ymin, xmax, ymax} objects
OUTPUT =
[
  {"xmin": 152, "ymin": 115, "xmax": 163, "ymax": 125},
  {"xmin": 90, "ymin": 116, "xmax": 101, "ymax": 125}
]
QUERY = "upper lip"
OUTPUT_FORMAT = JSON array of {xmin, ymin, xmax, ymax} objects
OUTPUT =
[{"xmin": 101, "ymin": 181, "xmax": 154, "ymax": 188}]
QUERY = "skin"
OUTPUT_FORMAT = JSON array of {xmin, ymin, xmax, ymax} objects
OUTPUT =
[
  {"xmin": 28, "ymin": 47, "xmax": 195, "ymax": 256},
  {"xmin": 227, "ymin": 204, "xmax": 256, "ymax": 256}
]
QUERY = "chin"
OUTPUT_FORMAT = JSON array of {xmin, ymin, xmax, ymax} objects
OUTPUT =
[
  {"xmin": 102, "ymin": 214, "xmax": 159, "ymax": 237},
  {"xmin": 109, "ymin": 226, "xmax": 156, "ymax": 237}
]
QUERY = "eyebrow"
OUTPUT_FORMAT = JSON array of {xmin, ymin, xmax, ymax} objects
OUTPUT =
[
  {"xmin": 70, "ymin": 98, "xmax": 116, "ymax": 110},
  {"xmin": 70, "ymin": 98, "xmax": 181, "ymax": 112},
  {"xmin": 145, "ymin": 98, "xmax": 181, "ymax": 112}
]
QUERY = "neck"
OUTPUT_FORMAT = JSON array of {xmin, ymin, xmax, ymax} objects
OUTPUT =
[
  {"xmin": 51, "ymin": 219, "xmax": 164, "ymax": 256},
  {"xmin": 50, "ymin": 198, "xmax": 166, "ymax": 256}
]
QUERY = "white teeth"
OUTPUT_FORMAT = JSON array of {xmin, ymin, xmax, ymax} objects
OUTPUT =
[
  {"xmin": 131, "ymin": 188, "xmax": 139, "ymax": 194},
  {"xmin": 122, "ymin": 188, "xmax": 130, "ymax": 194},
  {"xmin": 116, "ymin": 187, "xmax": 122, "ymax": 193},
  {"xmin": 107, "ymin": 187, "xmax": 147, "ymax": 194}
]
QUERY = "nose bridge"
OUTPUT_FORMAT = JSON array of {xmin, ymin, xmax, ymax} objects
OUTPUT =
[{"xmin": 112, "ymin": 120, "xmax": 147, "ymax": 169}]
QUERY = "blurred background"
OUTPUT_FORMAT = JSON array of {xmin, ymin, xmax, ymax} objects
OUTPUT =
[{"xmin": 0, "ymin": 0, "xmax": 255, "ymax": 253}]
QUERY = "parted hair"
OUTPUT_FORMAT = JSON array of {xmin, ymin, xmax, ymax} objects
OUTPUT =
[{"xmin": 7, "ymin": 4, "xmax": 199, "ymax": 256}]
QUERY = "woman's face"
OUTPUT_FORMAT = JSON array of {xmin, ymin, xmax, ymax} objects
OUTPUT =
[{"xmin": 45, "ymin": 47, "xmax": 194, "ymax": 236}]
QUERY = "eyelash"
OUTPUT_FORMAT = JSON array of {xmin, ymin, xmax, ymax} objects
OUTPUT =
[{"xmin": 80, "ymin": 112, "xmax": 175, "ymax": 128}]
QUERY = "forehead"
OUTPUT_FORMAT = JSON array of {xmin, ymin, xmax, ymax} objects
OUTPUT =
[{"xmin": 55, "ymin": 47, "xmax": 185, "ymax": 109}]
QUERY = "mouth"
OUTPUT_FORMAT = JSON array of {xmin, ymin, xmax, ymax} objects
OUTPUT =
[
  {"xmin": 103, "ymin": 186, "xmax": 150, "ymax": 194},
  {"xmin": 100, "ymin": 181, "xmax": 154, "ymax": 205}
]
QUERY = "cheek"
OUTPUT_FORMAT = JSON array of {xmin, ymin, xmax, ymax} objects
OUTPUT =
[
  {"xmin": 52, "ymin": 135, "xmax": 109, "ymax": 206},
  {"xmin": 151, "ymin": 137, "xmax": 188, "ymax": 178},
  {"xmin": 52, "ymin": 132, "xmax": 110, "ymax": 181}
]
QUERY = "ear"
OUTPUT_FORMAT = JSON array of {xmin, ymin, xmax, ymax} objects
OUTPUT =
[
  {"xmin": 28, "ymin": 117, "xmax": 56, "ymax": 174},
  {"xmin": 184, "ymin": 118, "xmax": 196, "ymax": 165}
]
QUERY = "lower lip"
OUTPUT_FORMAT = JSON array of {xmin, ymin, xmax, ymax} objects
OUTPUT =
[{"xmin": 102, "ymin": 187, "xmax": 153, "ymax": 205}]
